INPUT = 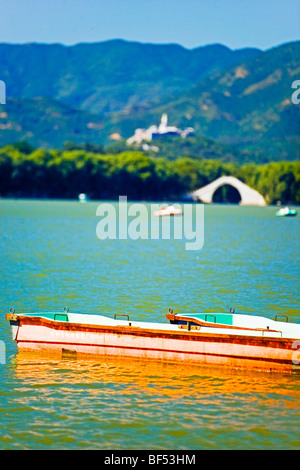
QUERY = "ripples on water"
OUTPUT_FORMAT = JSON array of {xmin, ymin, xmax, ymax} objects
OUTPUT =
[
  {"xmin": 1, "ymin": 200, "xmax": 300, "ymax": 449},
  {"xmin": 2, "ymin": 353, "xmax": 300, "ymax": 450}
]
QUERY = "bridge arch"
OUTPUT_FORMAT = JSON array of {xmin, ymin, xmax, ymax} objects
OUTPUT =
[{"xmin": 191, "ymin": 176, "xmax": 266, "ymax": 206}]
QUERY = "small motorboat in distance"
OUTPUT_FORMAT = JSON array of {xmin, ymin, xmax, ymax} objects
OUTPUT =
[
  {"xmin": 154, "ymin": 205, "xmax": 182, "ymax": 216},
  {"xmin": 6, "ymin": 306, "xmax": 300, "ymax": 373},
  {"xmin": 78, "ymin": 193, "xmax": 89, "ymax": 203},
  {"xmin": 275, "ymin": 207, "xmax": 297, "ymax": 217}
]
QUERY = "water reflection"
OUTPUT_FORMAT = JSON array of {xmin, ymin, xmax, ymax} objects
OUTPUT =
[
  {"xmin": 12, "ymin": 351, "xmax": 300, "ymax": 403},
  {"xmin": 3, "ymin": 351, "xmax": 299, "ymax": 450}
]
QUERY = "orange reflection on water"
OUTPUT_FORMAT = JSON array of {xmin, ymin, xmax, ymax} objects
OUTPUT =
[{"xmin": 12, "ymin": 351, "xmax": 300, "ymax": 406}]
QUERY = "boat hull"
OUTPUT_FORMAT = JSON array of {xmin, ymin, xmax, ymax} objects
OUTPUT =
[{"xmin": 8, "ymin": 315, "xmax": 300, "ymax": 373}]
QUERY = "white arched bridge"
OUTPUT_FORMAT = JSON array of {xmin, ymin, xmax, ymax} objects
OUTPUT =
[{"xmin": 191, "ymin": 176, "xmax": 266, "ymax": 206}]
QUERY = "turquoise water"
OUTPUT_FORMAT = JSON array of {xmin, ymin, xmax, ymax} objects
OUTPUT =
[{"xmin": 0, "ymin": 199, "xmax": 299, "ymax": 450}]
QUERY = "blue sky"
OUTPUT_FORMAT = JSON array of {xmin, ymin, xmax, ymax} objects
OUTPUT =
[{"xmin": 0, "ymin": 0, "xmax": 299, "ymax": 50}]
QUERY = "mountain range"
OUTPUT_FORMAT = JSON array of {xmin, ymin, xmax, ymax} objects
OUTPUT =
[{"xmin": 0, "ymin": 39, "xmax": 299, "ymax": 161}]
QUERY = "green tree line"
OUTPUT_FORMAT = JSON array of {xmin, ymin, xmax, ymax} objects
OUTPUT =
[{"xmin": 0, "ymin": 143, "xmax": 299, "ymax": 203}]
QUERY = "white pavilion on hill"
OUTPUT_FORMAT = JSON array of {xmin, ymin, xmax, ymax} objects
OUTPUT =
[{"xmin": 127, "ymin": 114, "xmax": 194, "ymax": 145}]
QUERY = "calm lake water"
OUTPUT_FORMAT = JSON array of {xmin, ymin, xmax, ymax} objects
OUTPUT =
[{"xmin": 0, "ymin": 199, "xmax": 299, "ymax": 450}]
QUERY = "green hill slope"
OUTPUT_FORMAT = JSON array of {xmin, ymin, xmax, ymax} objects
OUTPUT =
[
  {"xmin": 0, "ymin": 97, "xmax": 260, "ymax": 164},
  {"xmin": 0, "ymin": 40, "xmax": 298, "ymax": 161},
  {"xmin": 130, "ymin": 41, "xmax": 300, "ymax": 160},
  {"xmin": 0, "ymin": 40, "xmax": 260, "ymax": 114},
  {"xmin": 0, "ymin": 97, "xmax": 105, "ymax": 148}
]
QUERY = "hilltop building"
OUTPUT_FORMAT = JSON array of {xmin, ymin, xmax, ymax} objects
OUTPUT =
[{"xmin": 127, "ymin": 114, "xmax": 194, "ymax": 145}]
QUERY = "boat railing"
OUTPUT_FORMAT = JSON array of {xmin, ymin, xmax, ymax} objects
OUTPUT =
[
  {"xmin": 262, "ymin": 328, "xmax": 282, "ymax": 337},
  {"xmin": 54, "ymin": 313, "xmax": 69, "ymax": 322},
  {"xmin": 114, "ymin": 313, "xmax": 130, "ymax": 322},
  {"xmin": 205, "ymin": 314, "xmax": 216, "ymax": 323},
  {"xmin": 274, "ymin": 315, "xmax": 289, "ymax": 322}
]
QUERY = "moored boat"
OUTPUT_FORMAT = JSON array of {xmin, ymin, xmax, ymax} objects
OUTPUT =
[
  {"xmin": 275, "ymin": 207, "xmax": 297, "ymax": 217},
  {"xmin": 154, "ymin": 205, "xmax": 182, "ymax": 216},
  {"xmin": 78, "ymin": 193, "xmax": 89, "ymax": 203},
  {"xmin": 6, "ymin": 307, "xmax": 300, "ymax": 372}
]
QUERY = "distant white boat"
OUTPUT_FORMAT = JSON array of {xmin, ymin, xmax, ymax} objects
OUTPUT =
[
  {"xmin": 275, "ymin": 207, "xmax": 297, "ymax": 217},
  {"xmin": 154, "ymin": 205, "xmax": 182, "ymax": 216},
  {"xmin": 78, "ymin": 193, "xmax": 89, "ymax": 203}
]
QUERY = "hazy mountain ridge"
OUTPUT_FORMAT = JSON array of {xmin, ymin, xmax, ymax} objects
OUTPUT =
[
  {"xmin": 0, "ymin": 39, "xmax": 261, "ymax": 114},
  {"xmin": 0, "ymin": 39, "xmax": 299, "ymax": 161}
]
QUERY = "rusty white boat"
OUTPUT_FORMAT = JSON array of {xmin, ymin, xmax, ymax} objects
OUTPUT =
[
  {"xmin": 154, "ymin": 205, "xmax": 182, "ymax": 216},
  {"xmin": 6, "ymin": 307, "xmax": 300, "ymax": 372}
]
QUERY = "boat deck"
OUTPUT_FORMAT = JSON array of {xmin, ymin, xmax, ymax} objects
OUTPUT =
[
  {"xmin": 7, "ymin": 310, "xmax": 300, "ymax": 340},
  {"xmin": 6, "ymin": 309, "xmax": 300, "ymax": 372}
]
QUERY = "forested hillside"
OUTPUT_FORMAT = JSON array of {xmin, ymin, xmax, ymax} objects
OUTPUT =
[
  {"xmin": 0, "ymin": 40, "xmax": 260, "ymax": 113},
  {"xmin": 0, "ymin": 39, "xmax": 299, "ymax": 163},
  {"xmin": 0, "ymin": 144, "xmax": 299, "ymax": 203},
  {"xmin": 104, "ymin": 41, "xmax": 300, "ymax": 161}
]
